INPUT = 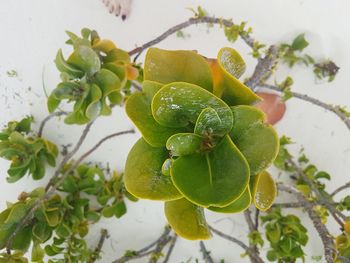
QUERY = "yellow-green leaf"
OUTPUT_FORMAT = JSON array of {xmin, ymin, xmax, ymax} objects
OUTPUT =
[
  {"xmin": 209, "ymin": 47, "xmax": 260, "ymax": 105},
  {"xmin": 208, "ymin": 186, "xmax": 251, "ymax": 213},
  {"xmin": 144, "ymin": 48, "xmax": 213, "ymax": 91},
  {"xmin": 252, "ymin": 171, "xmax": 276, "ymax": 211},
  {"xmin": 124, "ymin": 138, "xmax": 182, "ymax": 200},
  {"xmin": 165, "ymin": 198, "xmax": 211, "ymax": 240}
]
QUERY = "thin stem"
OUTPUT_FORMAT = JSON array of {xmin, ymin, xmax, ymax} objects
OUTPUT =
[
  {"xmin": 128, "ymin": 16, "xmax": 256, "ymax": 58},
  {"xmin": 45, "ymin": 121, "xmax": 94, "ymax": 191},
  {"xmin": 244, "ymin": 209, "xmax": 261, "ymax": 263},
  {"xmin": 287, "ymin": 158, "xmax": 347, "ymax": 225},
  {"xmin": 38, "ymin": 111, "xmax": 68, "ymax": 137},
  {"xmin": 199, "ymin": 241, "xmax": 214, "ymax": 263},
  {"xmin": 331, "ymin": 182, "xmax": 350, "ymax": 197},
  {"xmin": 278, "ymin": 184, "xmax": 335, "ymax": 263},
  {"xmin": 113, "ymin": 226, "xmax": 171, "ymax": 263},
  {"xmin": 88, "ymin": 229, "xmax": 109, "ymax": 263},
  {"xmin": 209, "ymin": 226, "xmax": 264, "ymax": 263},
  {"xmin": 261, "ymin": 84, "xmax": 350, "ymax": 130},
  {"xmin": 162, "ymin": 234, "xmax": 177, "ymax": 263}
]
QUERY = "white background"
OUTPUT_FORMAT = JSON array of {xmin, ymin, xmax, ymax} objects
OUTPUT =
[{"xmin": 1, "ymin": 0, "xmax": 350, "ymax": 262}]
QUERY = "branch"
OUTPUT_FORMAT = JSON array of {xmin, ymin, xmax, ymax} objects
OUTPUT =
[
  {"xmin": 199, "ymin": 241, "xmax": 214, "ymax": 263},
  {"xmin": 244, "ymin": 209, "xmax": 262, "ymax": 263},
  {"xmin": 278, "ymin": 184, "xmax": 335, "ymax": 263},
  {"xmin": 287, "ymin": 158, "xmax": 347, "ymax": 226},
  {"xmin": 244, "ymin": 45, "xmax": 279, "ymax": 91},
  {"xmin": 209, "ymin": 226, "xmax": 264, "ymax": 263},
  {"xmin": 38, "ymin": 111, "xmax": 68, "ymax": 137},
  {"xmin": 162, "ymin": 234, "xmax": 177, "ymax": 263},
  {"xmin": 331, "ymin": 182, "xmax": 350, "ymax": 197},
  {"xmin": 88, "ymin": 229, "xmax": 109, "ymax": 263},
  {"xmin": 128, "ymin": 16, "xmax": 256, "ymax": 59},
  {"xmin": 261, "ymin": 84, "xmax": 350, "ymax": 130},
  {"xmin": 113, "ymin": 226, "xmax": 171, "ymax": 263},
  {"xmin": 5, "ymin": 127, "xmax": 135, "ymax": 251}
]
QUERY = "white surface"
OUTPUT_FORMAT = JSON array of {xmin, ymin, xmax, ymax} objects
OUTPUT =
[{"xmin": 0, "ymin": 0, "xmax": 350, "ymax": 262}]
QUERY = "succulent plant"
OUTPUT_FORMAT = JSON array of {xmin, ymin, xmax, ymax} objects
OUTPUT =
[
  {"xmin": 124, "ymin": 47, "xmax": 279, "ymax": 240},
  {"xmin": 47, "ymin": 29, "xmax": 139, "ymax": 124}
]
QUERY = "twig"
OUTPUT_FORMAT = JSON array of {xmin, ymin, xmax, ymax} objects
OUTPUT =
[
  {"xmin": 331, "ymin": 182, "xmax": 350, "ymax": 197},
  {"xmin": 162, "ymin": 234, "xmax": 177, "ymax": 263},
  {"xmin": 5, "ymin": 127, "xmax": 134, "ymax": 252},
  {"xmin": 88, "ymin": 229, "xmax": 109, "ymax": 263},
  {"xmin": 128, "ymin": 16, "xmax": 256, "ymax": 58},
  {"xmin": 261, "ymin": 84, "xmax": 350, "ymax": 130},
  {"xmin": 45, "ymin": 121, "xmax": 94, "ymax": 191},
  {"xmin": 199, "ymin": 241, "xmax": 214, "ymax": 263},
  {"xmin": 113, "ymin": 226, "xmax": 171, "ymax": 263},
  {"xmin": 272, "ymin": 201, "xmax": 340, "ymax": 209},
  {"xmin": 244, "ymin": 209, "xmax": 261, "ymax": 263},
  {"xmin": 254, "ymin": 209, "xmax": 260, "ymax": 230},
  {"xmin": 131, "ymin": 81, "xmax": 142, "ymax": 91},
  {"xmin": 209, "ymin": 226, "xmax": 264, "ymax": 263},
  {"xmin": 287, "ymin": 158, "xmax": 347, "ymax": 225},
  {"xmin": 38, "ymin": 111, "xmax": 68, "ymax": 137},
  {"xmin": 244, "ymin": 45, "xmax": 279, "ymax": 91},
  {"xmin": 278, "ymin": 184, "xmax": 335, "ymax": 263},
  {"xmin": 148, "ymin": 232, "xmax": 172, "ymax": 263}
]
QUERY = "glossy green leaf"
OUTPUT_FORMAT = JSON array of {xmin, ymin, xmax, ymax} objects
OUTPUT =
[
  {"xmin": 161, "ymin": 158, "xmax": 172, "ymax": 176},
  {"xmin": 124, "ymin": 138, "xmax": 182, "ymax": 200},
  {"xmin": 51, "ymin": 82, "xmax": 82, "ymax": 100},
  {"xmin": 165, "ymin": 198, "xmax": 211, "ymax": 240},
  {"xmin": 229, "ymin": 106, "xmax": 279, "ymax": 181},
  {"xmin": 152, "ymin": 82, "xmax": 233, "ymax": 131},
  {"xmin": 194, "ymin": 107, "xmax": 223, "ymax": 137},
  {"xmin": 67, "ymin": 46, "xmax": 101, "ymax": 76},
  {"xmin": 210, "ymin": 47, "xmax": 260, "ymax": 105},
  {"xmin": 144, "ymin": 48, "xmax": 213, "ymax": 91},
  {"xmin": 208, "ymin": 186, "xmax": 251, "ymax": 213},
  {"xmin": 166, "ymin": 133, "xmax": 202, "ymax": 156},
  {"xmin": 31, "ymin": 243, "xmax": 45, "ymax": 262},
  {"xmin": 125, "ymin": 81, "xmax": 183, "ymax": 147},
  {"xmin": 104, "ymin": 48, "xmax": 130, "ymax": 63},
  {"xmin": 171, "ymin": 136, "xmax": 249, "ymax": 207}
]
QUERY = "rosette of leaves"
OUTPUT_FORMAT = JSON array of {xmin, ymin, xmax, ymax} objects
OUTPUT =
[
  {"xmin": 124, "ymin": 47, "xmax": 279, "ymax": 240},
  {"xmin": 261, "ymin": 208, "xmax": 308, "ymax": 262},
  {"xmin": 0, "ymin": 117, "xmax": 58, "ymax": 182},
  {"xmin": 48, "ymin": 29, "xmax": 139, "ymax": 124}
]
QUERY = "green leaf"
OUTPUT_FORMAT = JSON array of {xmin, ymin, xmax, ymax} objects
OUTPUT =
[
  {"xmin": 85, "ymin": 84, "xmax": 102, "ymax": 120},
  {"xmin": 44, "ymin": 210, "xmax": 60, "ymax": 227},
  {"xmin": 144, "ymin": 48, "xmax": 213, "ymax": 92},
  {"xmin": 12, "ymin": 225, "xmax": 32, "ymax": 251},
  {"xmin": 125, "ymin": 81, "xmax": 184, "ymax": 147},
  {"xmin": 208, "ymin": 186, "xmax": 251, "ymax": 213},
  {"xmin": 32, "ymin": 223, "xmax": 52, "ymax": 243},
  {"xmin": 31, "ymin": 243, "xmax": 45, "ymax": 262},
  {"xmin": 194, "ymin": 107, "xmax": 228, "ymax": 137},
  {"xmin": 229, "ymin": 106, "xmax": 279, "ymax": 181},
  {"xmin": 152, "ymin": 82, "xmax": 233, "ymax": 131},
  {"xmin": 291, "ymin": 34, "xmax": 309, "ymax": 51},
  {"xmin": 54, "ymin": 49, "xmax": 84, "ymax": 78},
  {"xmin": 94, "ymin": 69, "xmax": 121, "ymax": 97},
  {"xmin": 56, "ymin": 223, "xmax": 71, "ymax": 238},
  {"xmin": 166, "ymin": 133, "xmax": 202, "ymax": 156},
  {"xmin": 266, "ymin": 250, "xmax": 278, "ymax": 261},
  {"xmin": 52, "ymin": 82, "xmax": 82, "ymax": 100},
  {"xmin": 67, "ymin": 46, "xmax": 101, "ymax": 76},
  {"xmin": 165, "ymin": 198, "xmax": 211, "ymax": 240},
  {"xmin": 114, "ymin": 201, "xmax": 127, "ymax": 218},
  {"xmin": 124, "ymin": 138, "xmax": 182, "ymax": 201},
  {"xmin": 209, "ymin": 47, "xmax": 260, "ymax": 105},
  {"xmin": 171, "ymin": 136, "xmax": 249, "ymax": 207}
]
